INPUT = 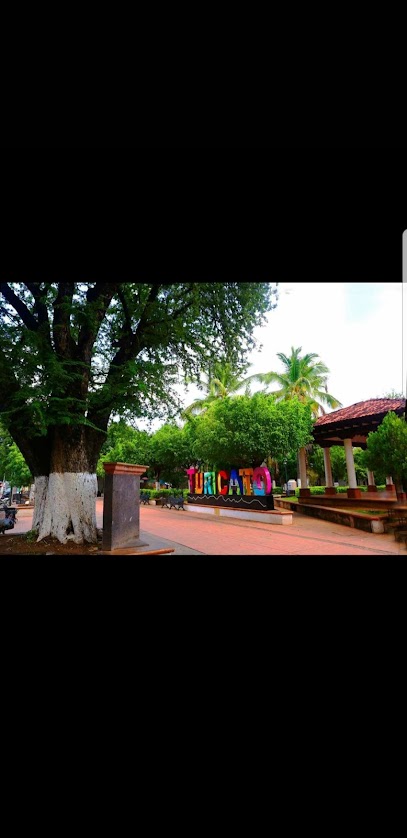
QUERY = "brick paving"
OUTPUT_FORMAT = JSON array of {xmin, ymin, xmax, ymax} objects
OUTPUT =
[
  {"xmin": 137, "ymin": 504, "xmax": 405, "ymax": 556},
  {"xmin": 10, "ymin": 500, "xmax": 405, "ymax": 556}
]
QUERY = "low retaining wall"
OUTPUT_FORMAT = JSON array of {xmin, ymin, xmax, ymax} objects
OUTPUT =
[
  {"xmin": 286, "ymin": 495, "xmax": 397, "ymax": 510},
  {"xmin": 184, "ymin": 504, "xmax": 292, "ymax": 525},
  {"xmin": 276, "ymin": 500, "xmax": 384, "ymax": 533}
]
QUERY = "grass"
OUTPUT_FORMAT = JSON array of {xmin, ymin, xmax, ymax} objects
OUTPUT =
[{"xmin": 341, "ymin": 508, "xmax": 388, "ymax": 516}]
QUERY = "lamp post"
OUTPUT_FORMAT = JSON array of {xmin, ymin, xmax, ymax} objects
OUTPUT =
[{"xmin": 283, "ymin": 457, "xmax": 288, "ymax": 493}]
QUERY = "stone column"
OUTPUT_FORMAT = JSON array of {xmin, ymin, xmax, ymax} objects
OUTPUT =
[
  {"xmin": 298, "ymin": 447, "xmax": 310, "ymax": 498},
  {"xmin": 344, "ymin": 438, "xmax": 361, "ymax": 499},
  {"xmin": 367, "ymin": 469, "xmax": 377, "ymax": 493},
  {"xmin": 385, "ymin": 475, "xmax": 396, "ymax": 494},
  {"xmin": 102, "ymin": 462, "xmax": 149, "ymax": 552},
  {"xmin": 323, "ymin": 447, "xmax": 336, "ymax": 495}
]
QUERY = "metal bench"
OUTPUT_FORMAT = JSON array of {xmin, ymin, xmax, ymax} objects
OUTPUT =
[
  {"xmin": 140, "ymin": 492, "xmax": 151, "ymax": 505},
  {"xmin": 385, "ymin": 509, "xmax": 407, "ymax": 541},
  {"xmin": 386, "ymin": 509, "xmax": 407, "ymax": 527},
  {"xmin": 164, "ymin": 495, "xmax": 185, "ymax": 510}
]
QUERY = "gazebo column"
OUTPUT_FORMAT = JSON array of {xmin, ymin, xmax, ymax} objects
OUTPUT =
[
  {"xmin": 298, "ymin": 447, "xmax": 311, "ymax": 498},
  {"xmin": 323, "ymin": 447, "xmax": 336, "ymax": 495},
  {"xmin": 344, "ymin": 438, "xmax": 361, "ymax": 499},
  {"xmin": 385, "ymin": 475, "xmax": 396, "ymax": 494},
  {"xmin": 367, "ymin": 469, "xmax": 377, "ymax": 493}
]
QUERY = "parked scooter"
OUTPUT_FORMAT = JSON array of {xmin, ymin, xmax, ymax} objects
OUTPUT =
[{"xmin": 0, "ymin": 504, "xmax": 18, "ymax": 533}]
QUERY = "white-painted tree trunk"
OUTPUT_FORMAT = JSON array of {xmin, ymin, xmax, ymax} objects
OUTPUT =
[
  {"xmin": 32, "ymin": 476, "xmax": 49, "ymax": 531},
  {"xmin": 34, "ymin": 473, "xmax": 98, "ymax": 544}
]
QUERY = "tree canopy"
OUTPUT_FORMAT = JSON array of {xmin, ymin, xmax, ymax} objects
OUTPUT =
[
  {"xmin": 189, "ymin": 393, "xmax": 314, "ymax": 470},
  {"xmin": 0, "ymin": 423, "xmax": 32, "ymax": 488},
  {"xmin": 0, "ymin": 281, "xmax": 277, "ymax": 475},
  {"xmin": 364, "ymin": 412, "xmax": 407, "ymax": 493},
  {"xmin": 148, "ymin": 424, "xmax": 195, "ymax": 484},
  {"xmin": 96, "ymin": 420, "xmax": 152, "ymax": 478}
]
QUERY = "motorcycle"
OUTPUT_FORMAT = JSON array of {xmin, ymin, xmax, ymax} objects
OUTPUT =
[{"xmin": 0, "ymin": 504, "xmax": 18, "ymax": 534}]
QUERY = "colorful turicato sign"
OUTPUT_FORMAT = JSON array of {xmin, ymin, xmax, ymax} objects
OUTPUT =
[{"xmin": 186, "ymin": 465, "xmax": 272, "ymax": 496}]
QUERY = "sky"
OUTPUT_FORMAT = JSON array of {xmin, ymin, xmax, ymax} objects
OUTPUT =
[
  {"xmin": 138, "ymin": 282, "xmax": 405, "ymax": 431},
  {"xmin": 243, "ymin": 282, "xmax": 405, "ymax": 407}
]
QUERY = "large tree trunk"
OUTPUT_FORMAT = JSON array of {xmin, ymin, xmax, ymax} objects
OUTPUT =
[
  {"xmin": 34, "ymin": 472, "xmax": 98, "ymax": 544},
  {"xmin": 32, "ymin": 426, "xmax": 104, "ymax": 545}
]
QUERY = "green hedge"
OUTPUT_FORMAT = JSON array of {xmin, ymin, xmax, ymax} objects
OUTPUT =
[
  {"xmin": 293, "ymin": 487, "xmax": 325, "ymax": 496},
  {"xmin": 336, "ymin": 485, "xmax": 368, "ymax": 493},
  {"xmin": 142, "ymin": 484, "xmax": 388, "ymax": 501},
  {"xmin": 293, "ymin": 485, "xmax": 370, "ymax": 497},
  {"xmin": 141, "ymin": 488, "xmax": 189, "ymax": 499}
]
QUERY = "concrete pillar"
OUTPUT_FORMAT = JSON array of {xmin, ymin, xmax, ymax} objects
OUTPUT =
[
  {"xmin": 344, "ymin": 438, "xmax": 361, "ymax": 499},
  {"xmin": 298, "ymin": 447, "xmax": 310, "ymax": 498},
  {"xmin": 367, "ymin": 469, "xmax": 377, "ymax": 493},
  {"xmin": 102, "ymin": 462, "xmax": 149, "ymax": 552},
  {"xmin": 323, "ymin": 447, "xmax": 336, "ymax": 495}
]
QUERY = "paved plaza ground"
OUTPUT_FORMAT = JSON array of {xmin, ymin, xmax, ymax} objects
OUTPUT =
[
  {"xmin": 138, "ymin": 504, "xmax": 405, "ymax": 556},
  {"xmin": 5, "ymin": 498, "xmax": 405, "ymax": 556}
]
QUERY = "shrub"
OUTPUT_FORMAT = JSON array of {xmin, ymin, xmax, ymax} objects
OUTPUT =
[
  {"xmin": 292, "ymin": 485, "xmax": 372, "ymax": 497},
  {"xmin": 335, "ymin": 485, "xmax": 367, "ymax": 493},
  {"xmin": 141, "ymin": 488, "xmax": 188, "ymax": 500},
  {"xmin": 294, "ymin": 486, "xmax": 325, "ymax": 496}
]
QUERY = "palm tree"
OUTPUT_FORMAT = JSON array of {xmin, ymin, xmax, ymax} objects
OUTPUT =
[
  {"xmin": 182, "ymin": 360, "xmax": 254, "ymax": 419},
  {"xmin": 251, "ymin": 346, "xmax": 342, "ymax": 417}
]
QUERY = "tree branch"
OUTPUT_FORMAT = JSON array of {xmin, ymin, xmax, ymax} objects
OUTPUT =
[
  {"xmin": 24, "ymin": 283, "xmax": 51, "ymax": 346},
  {"xmin": 117, "ymin": 286, "xmax": 134, "ymax": 336},
  {"xmin": 86, "ymin": 283, "xmax": 162, "ymax": 426},
  {"xmin": 0, "ymin": 283, "xmax": 39, "ymax": 331},
  {"xmin": 77, "ymin": 282, "xmax": 120, "ymax": 362},
  {"xmin": 52, "ymin": 282, "xmax": 76, "ymax": 358}
]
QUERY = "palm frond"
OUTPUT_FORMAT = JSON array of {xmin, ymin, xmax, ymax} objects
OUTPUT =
[{"xmin": 257, "ymin": 347, "xmax": 341, "ymax": 415}]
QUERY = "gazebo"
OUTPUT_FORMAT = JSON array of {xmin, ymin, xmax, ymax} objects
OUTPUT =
[{"xmin": 297, "ymin": 398, "xmax": 406, "ymax": 501}]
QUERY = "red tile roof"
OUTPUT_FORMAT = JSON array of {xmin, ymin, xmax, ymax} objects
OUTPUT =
[{"xmin": 314, "ymin": 398, "xmax": 405, "ymax": 427}]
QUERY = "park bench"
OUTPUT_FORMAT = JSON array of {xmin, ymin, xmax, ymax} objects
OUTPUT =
[
  {"xmin": 140, "ymin": 492, "xmax": 151, "ymax": 505},
  {"xmin": 385, "ymin": 509, "xmax": 407, "ymax": 546},
  {"xmin": 164, "ymin": 495, "xmax": 185, "ymax": 510},
  {"xmin": 386, "ymin": 509, "xmax": 407, "ymax": 528}
]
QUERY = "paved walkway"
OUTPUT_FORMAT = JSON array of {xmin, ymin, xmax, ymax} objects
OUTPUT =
[
  {"xmin": 137, "ymin": 505, "xmax": 405, "ymax": 556},
  {"xmin": 8, "ymin": 500, "xmax": 406, "ymax": 556}
]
